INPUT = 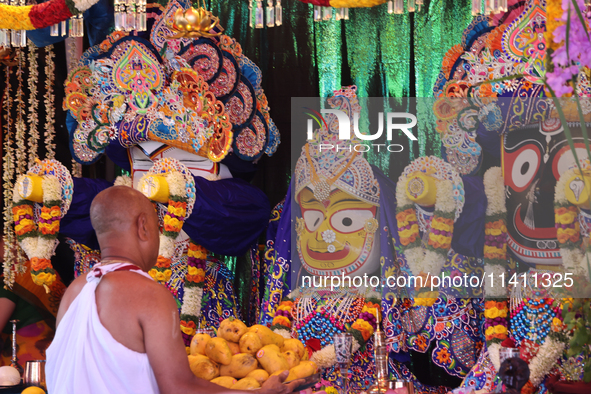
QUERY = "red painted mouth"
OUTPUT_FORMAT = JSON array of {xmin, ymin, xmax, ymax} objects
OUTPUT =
[
  {"xmin": 514, "ymin": 206, "xmax": 557, "ymax": 239},
  {"xmin": 306, "ymin": 243, "xmax": 350, "ymax": 261}
]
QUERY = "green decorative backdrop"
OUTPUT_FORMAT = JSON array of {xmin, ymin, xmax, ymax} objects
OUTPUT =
[{"xmin": 197, "ymin": 0, "xmax": 473, "ymax": 202}]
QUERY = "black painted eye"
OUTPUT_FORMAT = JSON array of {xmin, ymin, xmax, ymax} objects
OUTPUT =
[
  {"xmin": 520, "ymin": 161, "xmax": 529, "ymax": 175},
  {"xmin": 342, "ymin": 217, "xmax": 353, "ymax": 227},
  {"xmin": 331, "ymin": 209, "xmax": 374, "ymax": 233}
]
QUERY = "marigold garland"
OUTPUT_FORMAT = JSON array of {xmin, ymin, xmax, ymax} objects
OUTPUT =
[
  {"xmin": 483, "ymin": 167, "xmax": 509, "ymax": 299},
  {"xmin": 180, "ymin": 241, "xmax": 207, "ymax": 345},
  {"xmin": 484, "ymin": 300, "xmax": 508, "ymax": 343},
  {"xmin": 0, "ymin": 0, "xmax": 99, "ymax": 31},
  {"xmin": 554, "ymin": 168, "xmax": 591, "ymax": 279},
  {"xmin": 141, "ymin": 170, "xmax": 189, "ymax": 284},
  {"xmin": 395, "ymin": 176, "xmax": 457, "ymax": 278},
  {"xmin": 12, "ymin": 174, "xmax": 64, "ymax": 290}
]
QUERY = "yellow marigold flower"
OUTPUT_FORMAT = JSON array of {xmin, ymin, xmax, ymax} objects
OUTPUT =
[
  {"xmin": 180, "ymin": 324, "xmax": 196, "ymax": 336},
  {"xmin": 484, "ymin": 307, "xmax": 499, "ymax": 319},
  {"xmin": 188, "ymin": 266, "xmax": 198, "ymax": 276},
  {"xmin": 485, "ymin": 326, "xmax": 495, "ymax": 336},
  {"xmin": 494, "ymin": 325, "xmax": 507, "ymax": 335}
]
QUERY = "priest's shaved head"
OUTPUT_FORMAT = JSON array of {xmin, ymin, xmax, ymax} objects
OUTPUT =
[{"xmin": 90, "ymin": 186, "xmax": 160, "ymax": 272}]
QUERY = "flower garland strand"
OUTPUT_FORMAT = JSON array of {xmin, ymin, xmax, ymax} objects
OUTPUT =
[
  {"xmin": 44, "ymin": 45, "xmax": 56, "ymax": 159},
  {"xmin": 141, "ymin": 171, "xmax": 188, "ymax": 284},
  {"xmin": 12, "ymin": 175, "xmax": 63, "ymax": 290},
  {"xmin": 27, "ymin": 40, "xmax": 39, "ymax": 167},
  {"xmin": 271, "ymin": 299, "xmax": 294, "ymax": 337},
  {"xmin": 482, "ymin": 167, "xmax": 510, "ymax": 370},
  {"xmin": 0, "ymin": 0, "xmax": 100, "ymax": 31},
  {"xmin": 554, "ymin": 167, "xmax": 591, "ymax": 280},
  {"xmin": 14, "ymin": 49, "xmax": 28, "ymax": 269},
  {"xmin": 308, "ymin": 299, "xmax": 380, "ymax": 370},
  {"xmin": 2, "ymin": 64, "xmax": 17, "ymax": 288},
  {"xmin": 179, "ymin": 241, "xmax": 207, "ymax": 345},
  {"xmin": 484, "ymin": 301, "xmax": 508, "ymax": 344},
  {"xmin": 395, "ymin": 177, "xmax": 456, "ymax": 278}
]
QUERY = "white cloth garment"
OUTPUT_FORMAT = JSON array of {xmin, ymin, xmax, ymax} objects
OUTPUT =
[{"xmin": 46, "ymin": 263, "xmax": 160, "ymax": 394}]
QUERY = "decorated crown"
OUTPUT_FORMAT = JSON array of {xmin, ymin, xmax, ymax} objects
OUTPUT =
[
  {"xmin": 64, "ymin": 0, "xmax": 279, "ymax": 165},
  {"xmin": 294, "ymin": 86, "xmax": 380, "ymax": 206}
]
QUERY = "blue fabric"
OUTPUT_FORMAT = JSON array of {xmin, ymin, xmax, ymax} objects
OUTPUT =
[
  {"xmin": 26, "ymin": 0, "xmax": 113, "ymax": 48},
  {"xmin": 451, "ymin": 175, "xmax": 486, "ymax": 258},
  {"xmin": 105, "ymin": 139, "xmax": 132, "ymax": 172},
  {"xmin": 60, "ymin": 177, "xmax": 113, "ymax": 250},
  {"xmin": 60, "ymin": 175, "xmax": 270, "ymax": 256},
  {"xmin": 182, "ymin": 177, "xmax": 270, "ymax": 256}
]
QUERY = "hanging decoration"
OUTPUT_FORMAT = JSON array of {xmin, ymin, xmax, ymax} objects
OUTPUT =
[
  {"xmin": 27, "ymin": 40, "xmax": 39, "ymax": 167},
  {"xmin": 249, "ymin": 0, "xmax": 282, "ymax": 28},
  {"xmin": 0, "ymin": 0, "xmax": 99, "ymax": 33},
  {"xmin": 44, "ymin": 45, "xmax": 56, "ymax": 160},
  {"xmin": 113, "ymin": 0, "xmax": 147, "ymax": 32},
  {"xmin": 471, "ymin": 0, "xmax": 508, "ymax": 16}
]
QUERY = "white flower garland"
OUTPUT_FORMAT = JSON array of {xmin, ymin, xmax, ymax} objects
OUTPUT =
[
  {"xmin": 159, "ymin": 234, "xmax": 176, "ymax": 259},
  {"xmin": 555, "ymin": 168, "xmax": 591, "ymax": 279},
  {"xmin": 528, "ymin": 336, "xmax": 566, "ymax": 386},
  {"xmin": 395, "ymin": 177, "xmax": 456, "ymax": 276},
  {"xmin": 310, "ymin": 340, "xmax": 361, "ymax": 370},
  {"xmin": 487, "ymin": 342, "xmax": 501, "ymax": 372},
  {"xmin": 114, "ymin": 175, "xmax": 132, "ymax": 187},
  {"xmin": 181, "ymin": 286, "xmax": 204, "ymax": 319},
  {"xmin": 72, "ymin": 0, "xmax": 98, "ymax": 12},
  {"xmin": 274, "ymin": 329, "xmax": 291, "ymax": 339},
  {"xmin": 484, "ymin": 167, "xmax": 506, "ymax": 217},
  {"xmin": 483, "ymin": 167, "xmax": 508, "ymax": 298},
  {"xmin": 15, "ymin": 176, "xmax": 62, "ymax": 260}
]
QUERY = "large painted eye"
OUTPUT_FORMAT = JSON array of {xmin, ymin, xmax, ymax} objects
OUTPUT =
[
  {"xmin": 302, "ymin": 209, "xmax": 324, "ymax": 232},
  {"xmin": 504, "ymin": 145, "xmax": 541, "ymax": 192},
  {"xmin": 330, "ymin": 209, "xmax": 374, "ymax": 234},
  {"xmin": 553, "ymin": 145, "xmax": 589, "ymax": 180}
]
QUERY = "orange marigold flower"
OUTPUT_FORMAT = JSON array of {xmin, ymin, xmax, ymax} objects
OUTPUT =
[{"xmin": 31, "ymin": 257, "xmax": 52, "ymax": 271}]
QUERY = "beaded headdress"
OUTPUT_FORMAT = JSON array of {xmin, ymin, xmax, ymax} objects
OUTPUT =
[
  {"xmin": 64, "ymin": 0, "xmax": 279, "ymax": 165},
  {"xmin": 294, "ymin": 86, "xmax": 380, "ymax": 206}
]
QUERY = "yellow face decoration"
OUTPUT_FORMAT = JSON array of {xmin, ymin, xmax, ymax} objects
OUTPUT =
[{"xmin": 296, "ymin": 187, "xmax": 378, "ymax": 276}]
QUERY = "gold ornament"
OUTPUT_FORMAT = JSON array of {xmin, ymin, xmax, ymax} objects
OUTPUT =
[{"xmin": 167, "ymin": 4, "xmax": 224, "ymax": 39}]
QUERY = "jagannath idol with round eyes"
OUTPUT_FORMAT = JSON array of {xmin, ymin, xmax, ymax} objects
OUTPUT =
[
  {"xmin": 428, "ymin": 0, "xmax": 591, "ymax": 392},
  {"xmin": 5, "ymin": 0, "xmax": 279, "ymax": 347},
  {"xmin": 259, "ymin": 86, "xmax": 471, "ymax": 393}
]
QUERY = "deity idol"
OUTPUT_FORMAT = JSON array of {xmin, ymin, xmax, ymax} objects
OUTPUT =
[
  {"xmin": 260, "ymin": 86, "xmax": 472, "ymax": 393},
  {"xmin": 7, "ymin": 0, "xmax": 279, "ymax": 344},
  {"xmin": 431, "ymin": 0, "xmax": 591, "ymax": 391}
]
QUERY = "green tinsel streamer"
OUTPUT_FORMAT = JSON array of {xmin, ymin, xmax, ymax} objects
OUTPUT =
[
  {"xmin": 314, "ymin": 7, "xmax": 342, "ymax": 99},
  {"xmin": 412, "ymin": 0, "xmax": 472, "ymax": 158}
]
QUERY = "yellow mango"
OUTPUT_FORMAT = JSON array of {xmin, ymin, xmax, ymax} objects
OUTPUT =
[
  {"xmin": 210, "ymin": 376, "xmax": 237, "ymax": 388},
  {"xmin": 245, "ymin": 369, "xmax": 269, "ymax": 385},
  {"xmin": 227, "ymin": 341, "xmax": 241, "ymax": 355},
  {"xmin": 205, "ymin": 337, "xmax": 233, "ymax": 365},
  {"xmin": 233, "ymin": 377, "xmax": 261, "ymax": 390},
  {"xmin": 239, "ymin": 332, "xmax": 263, "ymax": 355},
  {"xmin": 219, "ymin": 317, "xmax": 248, "ymax": 343},
  {"xmin": 255, "ymin": 344, "xmax": 289, "ymax": 375},
  {"xmin": 301, "ymin": 348, "xmax": 309, "ymax": 361},
  {"xmin": 248, "ymin": 325, "xmax": 284, "ymax": 347},
  {"xmin": 188, "ymin": 354, "xmax": 219, "ymax": 380},
  {"xmin": 282, "ymin": 350, "xmax": 300, "ymax": 369},
  {"xmin": 288, "ymin": 360, "xmax": 318, "ymax": 380},
  {"xmin": 219, "ymin": 353, "xmax": 258, "ymax": 379},
  {"xmin": 281, "ymin": 338, "xmax": 305, "ymax": 359},
  {"xmin": 189, "ymin": 333, "xmax": 211, "ymax": 356},
  {"xmin": 270, "ymin": 369, "xmax": 288, "ymax": 377}
]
